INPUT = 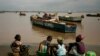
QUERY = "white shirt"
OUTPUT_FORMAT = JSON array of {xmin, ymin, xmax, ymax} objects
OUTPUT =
[{"xmin": 57, "ymin": 44, "xmax": 67, "ymax": 56}]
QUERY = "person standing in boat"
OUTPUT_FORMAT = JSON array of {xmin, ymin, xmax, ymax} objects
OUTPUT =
[
  {"xmin": 38, "ymin": 35, "xmax": 53, "ymax": 56},
  {"xmin": 67, "ymin": 34, "xmax": 86, "ymax": 56},
  {"xmin": 11, "ymin": 34, "xmax": 22, "ymax": 56}
]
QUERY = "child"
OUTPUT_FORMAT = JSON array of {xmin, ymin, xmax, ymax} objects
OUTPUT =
[
  {"xmin": 11, "ymin": 34, "xmax": 22, "ymax": 56},
  {"xmin": 67, "ymin": 34, "xmax": 86, "ymax": 56},
  {"xmin": 54, "ymin": 37, "xmax": 67, "ymax": 56},
  {"xmin": 38, "ymin": 35, "xmax": 52, "ymax": 56}
]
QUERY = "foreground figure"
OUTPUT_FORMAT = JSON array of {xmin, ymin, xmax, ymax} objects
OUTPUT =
[
  {"xmin": 11, "ymin": 34, "xmax": 22, "ymax": 56},
  {"xmin": 67, "ymin": 34, "xmax": 86, "ymax": 56},
  {"xmin": 53, "ymin": 37, "xmax": 67, "ymax": 56},
  {"xmin": 10, "ymin": 34, "xmax": 29, "ymax": 56},
  {"xmin": 37, "ymin": 35, "xmax": 52, "ymax": 56}
]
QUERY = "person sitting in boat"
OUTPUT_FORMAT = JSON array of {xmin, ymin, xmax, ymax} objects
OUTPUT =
[
  {"xmin": 36, "ymin": 14, "xmax": 42, "ymax": 19},
  {"xmin": 38, "ymin": 35, "xmax": 53, "ymax": 56},
  {"xmin": 48, "ymin": 14, "xmax": 52, "ymax": 19},
  {"xmin": 11, "ymin": 34, "xmax": 22, "ymax": 56},
  {"xmin": 31, "ymin": 15, "xmax": 38, "ymax": 19},
  {"xmin": 53, "ymin": 37, "xmax": 67, "ymax": 56},
  {"xmin": 43, "ymin": 13, "xmax": 49, "ymax": 19},
  {"xmin": 49, "ymin": 17, "xmax": 59, "ymax": 23},
  {"xmin": 67, "ymin": 34, "xmax": 86, "ymax": 56}
]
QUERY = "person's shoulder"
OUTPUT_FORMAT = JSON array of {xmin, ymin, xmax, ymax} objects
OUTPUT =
[
  {"xmin": 11, "ymin": 41, "xmax": 17, "ymax": 47},
  {"xmin": 54, "ymin": 44, "xmax": 58, "ymax": 49},
  {"xmin": 11, "ymin": 41, "xmax": 16, "ymax": 44},
  {"xmin": 40, "ymin": 40, "xmax": 46, "ymax": 44},
  {"xmin": 77, "ymin": 42, "xmax": 84, "ymax": 44},
  {"xmin": 42, "ymin": 40, "xmax": 46, "ymax": 43},
  {"xmin": 15, "ymin": 41, "xmax": 22, "ymax": 45},
  {"xmin": 76, "ymin": 42, "xmax": 85, "ymax": 46},
  {"xmin": 62, "ymin": 44, "xmax": 66, "ymax": 46}
]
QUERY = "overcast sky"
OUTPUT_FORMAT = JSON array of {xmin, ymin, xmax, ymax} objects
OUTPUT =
[{"xmin": 0, "ymin": 0, "xmax": 100, "ymax": 12}]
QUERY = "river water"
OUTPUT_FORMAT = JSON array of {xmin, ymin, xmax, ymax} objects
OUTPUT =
[
  {"xmin": 0, "ymin": 12, "xmax": 100, "ymax": 55},
  {"xmin": 0, "ymin": 12, "xmax": 100, "ymax": 45}
]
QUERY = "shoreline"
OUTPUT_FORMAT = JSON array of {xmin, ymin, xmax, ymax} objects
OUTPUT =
[
  {"xmin": 0, "ymin": 43, "xmax": 100, "ymax": 56},
  {"xmin": 0, "ymin": 11, "xmax": 100, "ymax": 13}
]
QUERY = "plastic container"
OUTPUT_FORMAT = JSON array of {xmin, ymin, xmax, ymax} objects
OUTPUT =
[{"xmin": 86, "ymin": 51, "xmax": 96, "ymax": 56}]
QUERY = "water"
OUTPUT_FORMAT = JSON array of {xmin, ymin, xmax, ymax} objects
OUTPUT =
[
  {"xmin": 0, "ymin": 12, "xmax": 100, "ymax": 45},
  {"xmin": 0, "ymin": 12, "xmax": 100, "ymax": 56}
]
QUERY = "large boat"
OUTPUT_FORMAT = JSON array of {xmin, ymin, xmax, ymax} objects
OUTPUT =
[
  {"xmin": 59, "ymin": 15, "xmax": 83, "ymax": 22},
  {"xmin": 86, "ymin": 13, "xmax": 100, "ymax": 17},
  {"xmin": 30, "ymin": 15, "xmax": 77, "ymax": 33}
]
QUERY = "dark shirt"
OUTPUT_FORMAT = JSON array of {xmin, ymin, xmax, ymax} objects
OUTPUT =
[{"xmin": 68, "ymin": 42, "xmax": 85, "ymax": 54}]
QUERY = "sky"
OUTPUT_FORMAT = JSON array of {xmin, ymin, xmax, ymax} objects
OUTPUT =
[{"xmin": 0, "ymin": 0, "xmax": 100, "ymax": 12}]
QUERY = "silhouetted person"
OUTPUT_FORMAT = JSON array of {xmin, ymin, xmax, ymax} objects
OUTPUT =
[
  {"xmin": 53, "ymin": 37, "xmax": 67, "ymax": 56},
  {"xmin": 11, "ymin": 34, "xmax": 22, "ymax": 56},
  {"xmin": 38, "ymin": 35, "xmax": 53, "ymax": 56},
  {"xmin": 68, "ymin": 34, "xmax": 86, "ymax": 56}
]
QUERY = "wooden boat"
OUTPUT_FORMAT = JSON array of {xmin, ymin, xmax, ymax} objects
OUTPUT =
[
  {"xmin": 86, "ymin": 13, "xmax": 100, "ymax": 17},
  {"xmin": 30, "ymin": 15, "xmax": 77, "ymax": 33},
  {"xmin": 19, "ymin": 12, "xmax": 26, "ymax": 16},
  {"xmin": 68, "ymin": 12, "xmax": 72, "ymax": 14},
  {"xmin": 59, "ymin": 16, "xmax": 83, "ymax": 22},
  {"xmin": 68, "ymin": 10, "xmax": 72, "ymax": 14}
]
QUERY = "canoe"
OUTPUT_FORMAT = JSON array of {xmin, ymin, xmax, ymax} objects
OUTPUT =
[
  {"xmin": 59, "ymin": 16, "xmax": 83, "ymax": 22},
  {"xmin": 68, "ymin": 12, "xmax": 72, "ymax": 14},
  {"xmin": 86, "ymin": 13, "xmax": 100, "ymax": 17},
  {"xmin": 19, "ymin": 12, "xmax": 26, "ymax": 16},
  {"xmin": 30, "ymin": 15, "xmax": 77, "ymax": 33}
]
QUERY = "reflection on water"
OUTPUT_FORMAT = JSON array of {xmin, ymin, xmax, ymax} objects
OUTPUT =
[
  {"xmin": 32, "ymin": 26, "xmax": 76, "ymax": 39},
  {"xmin": 0, "ymin": 12, "xmax": 100, "ymax": 45}
]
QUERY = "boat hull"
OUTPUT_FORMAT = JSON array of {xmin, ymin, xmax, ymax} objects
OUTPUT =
[
  {"xmin": 31, "ymin": 18, "xmax": 76, "ymax": 33},
  {"xmin": 59, "ymin": 16, "xmax": 82, "ymax": 22},
  {"xmin": 86, "ymin": 14, "xmax": 100, "ymax": 17},
  {"xmin": 19, "ymin": 12, "xmax": 26, "ymax": 16}
]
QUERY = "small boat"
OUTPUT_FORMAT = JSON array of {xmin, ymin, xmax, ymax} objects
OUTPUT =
[
  {"xmin": 68, "ymin": 10, "xmax": 72, "ymax": 14},
  {"xmin": 30, "ymin": 15, "xmax": 77, "ymax": 33},
  {"xmin": 86, "ymin": 13, "xmax": 100, "ymax": 17},
  {"xmin": 68, "ymin": 12, "xmax": 72, "ymax": 14},
  {"xmin": 19, "ymin": 12, "xmax": 26, "ymax": 16},
  {"xmin": 81, "ymin": 15, "xmax": 84, "ymax": 18},
  {"xmin": 59, "ymin": 16, "xmax": 83, "ymax": 22}
]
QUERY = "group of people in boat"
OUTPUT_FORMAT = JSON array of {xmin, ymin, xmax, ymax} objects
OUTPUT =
[
  {"xmin": 31, "ymin": 12, "xmax": 59, "ymax": 23},
  {"xmin": 10, "ymin": 34, "xmax": 86, "ymax": 56}
]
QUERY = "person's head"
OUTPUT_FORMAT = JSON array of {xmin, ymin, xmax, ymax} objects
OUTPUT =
[
  {"xmin": 44, "ymin": 13, "xmax": 47, "ymax": 15},
  {"xmin": 47, "ymin": 35, "xmax": 52, "ymax": 42},
  {"xmin": 15, "ymin": 34, "xmax": 21, "ymax": 41},
  {"xmin": 57, "ymin": 37, "xmax": 63, "ymax": 45},
  {"xmin": 76, "ymin": 34, "xmax": 84, "ymax": 42}
]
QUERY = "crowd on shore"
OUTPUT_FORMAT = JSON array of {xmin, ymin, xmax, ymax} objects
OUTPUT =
[{"xmin": 10, "ymin": 34, "xmax": 89, "ymax": 56}]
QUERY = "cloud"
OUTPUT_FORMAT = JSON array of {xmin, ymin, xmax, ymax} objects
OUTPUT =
[{"xmin": 0, "ymin": 0, "xmax": 100, "ymax": 12}]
